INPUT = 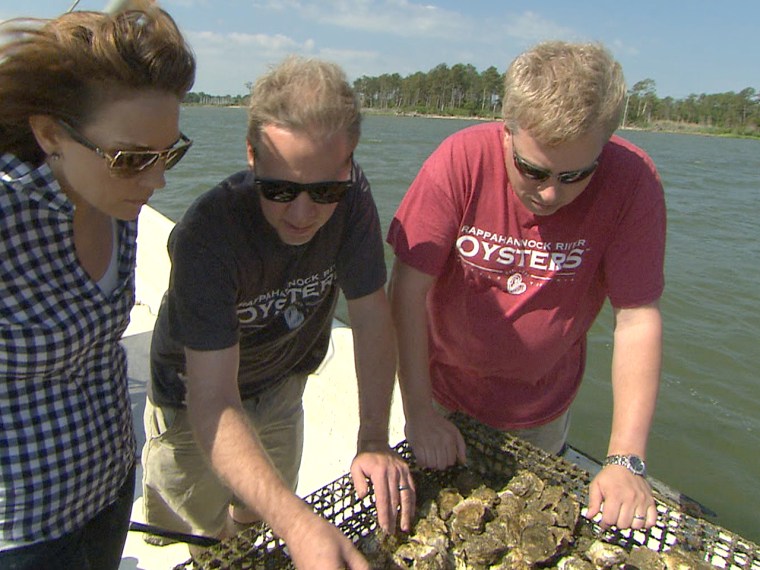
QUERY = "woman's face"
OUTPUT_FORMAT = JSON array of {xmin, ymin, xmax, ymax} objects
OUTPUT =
[{"xmin": 51, "ymin": 90, "xmax": 183, "ymax": 220}]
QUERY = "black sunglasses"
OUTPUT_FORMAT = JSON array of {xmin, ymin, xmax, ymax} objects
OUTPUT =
[
  {"xmin": 254, "ymin": 159, "xmax": 355, "ymax": 204},
  {"xmin": 58, "ymin": 120, "xmax": 192, "ymax": 178},
  {"xmin": 512, "ymin": 147, "xmax": 598, "ymax": 185}
]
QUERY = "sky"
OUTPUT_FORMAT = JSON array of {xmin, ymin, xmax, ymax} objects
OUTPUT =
[{"xmin": 2, "ymin": 0, "xmax": 758, "ymax": 100}]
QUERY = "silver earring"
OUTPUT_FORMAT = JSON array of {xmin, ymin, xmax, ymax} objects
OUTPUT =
[{"xmin": 49, "ymin": 152, "xmax": 61, "ymax": 161}]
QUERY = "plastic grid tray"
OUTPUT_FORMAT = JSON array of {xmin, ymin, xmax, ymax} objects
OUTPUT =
[{"xmin": 185, "ymin": 414, "xmax": 760, "ymax": 569}]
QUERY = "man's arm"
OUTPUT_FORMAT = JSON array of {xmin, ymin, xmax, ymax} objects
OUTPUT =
[
  {"xmin": 586, "ymin": 302, "xmax": 662, "ymax": 530},
  {"xmin": 184, "ymin": 345, "xmax": 368, "ymax": 570},
  {"xmin": 346, "ymin": 286, "xmax": 415, "ymax": 532},
  {"xmin": 387, "ymin": 259, "xmax": 467, "ymax": 470}
]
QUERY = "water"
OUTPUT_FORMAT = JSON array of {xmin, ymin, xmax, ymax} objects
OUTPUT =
[{"xmin": 152, "ymin": 107, "xmax": 760, "ymax": 543}]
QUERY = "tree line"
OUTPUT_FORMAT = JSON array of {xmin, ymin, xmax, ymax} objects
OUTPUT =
[
  {"xmin": 351, "ymin": 64, "xmax": 760, "ymax": 137},
  {"xmin": 184, "ymin": 63, "xmax": 759, "ymax": 138}
]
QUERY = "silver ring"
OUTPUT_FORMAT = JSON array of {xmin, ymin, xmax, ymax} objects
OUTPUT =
[
  {"xmin": 398, "ymin": 485, "xmax": 410, "ymax": 491},
  {"xmin": 633, "ymin": 514, "xmax": 646, "ymax": 520}
]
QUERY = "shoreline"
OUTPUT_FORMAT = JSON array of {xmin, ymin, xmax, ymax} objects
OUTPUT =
[
  {"xmin": 361, "ymin": 109, "xmax": 760, "ymax": 140},
  {"xmin": 181, "ymin": 104, "xmax": 759, "ymax": 140}
]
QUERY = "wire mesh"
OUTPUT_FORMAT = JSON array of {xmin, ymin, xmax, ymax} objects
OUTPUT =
[{"xmin": 183, "ymin": 413, "xmax": 760, "ymax": 569}]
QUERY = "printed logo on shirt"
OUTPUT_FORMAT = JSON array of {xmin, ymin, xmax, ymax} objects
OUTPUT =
[
  {"xmin": 237, "ymin": 266, "xmax": 336, "ymax": 329},
  {"xmin": 457, "ymin": 225, "xmax": 587, "ymax": 294},
  {"xmin": 506, "ymin": 272, "xmax": 527, "ymax": 295}
]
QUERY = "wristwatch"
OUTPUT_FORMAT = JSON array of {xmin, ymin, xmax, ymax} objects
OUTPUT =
[{"xmin": 603, "ymin": 454, "xmax": 647, "ymax": 477}]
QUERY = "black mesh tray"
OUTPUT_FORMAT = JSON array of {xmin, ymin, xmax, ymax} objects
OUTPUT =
[{"xmin": 184, "ymin": 414, "xmax": 760, "ymax": 569}]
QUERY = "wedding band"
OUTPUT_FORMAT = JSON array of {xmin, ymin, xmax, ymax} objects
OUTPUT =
[
  {"xmin": 633, "ymin": 514, "xmax": 646, "ymax": 520},
  {"xmin": 398, "ymin": 485, "xmax": 410, "ymax": 491}
]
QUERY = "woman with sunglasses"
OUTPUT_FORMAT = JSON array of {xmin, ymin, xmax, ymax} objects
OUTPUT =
[
  {"xmin": 0, "ymin": 3, "xmax": 194, "ymax": 568},
  {"xmin": 388, "ymin": 41, "xmax": 666, "ymax": 532}
]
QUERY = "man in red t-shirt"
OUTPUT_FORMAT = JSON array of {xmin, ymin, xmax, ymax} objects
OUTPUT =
[{"xmin": 387, "ymin": 41, "xmax": 665, "ymax": 533}]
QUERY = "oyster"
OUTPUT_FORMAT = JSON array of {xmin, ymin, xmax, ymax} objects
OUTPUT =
[
  {"xmin": 468, "ymin": 484, "xmax": 499, "ymax": 508},
  {"xmin": 503, "ymin": 469, "xmax": 544, "ymax": 503},
  {"xmin": 557, "ymin": 554, "xmax": 595, "ymax": 570},
  {"xmin": 450, "ymin": 497, "xmax": 489, "ymax": 538},
  {"xmin": 494, "ymin": 490, "xmax": 525, "ymax": 521},
  {"xmin": 437, "ymin": 488, "xmax": 464, "ymax": 521},
  {"xmin": 393, "ymin": 541, "xmax": 450, "ymax": 570},
  {"xmin": 411, "ymin": 516, "xmax": 449, "ymax": 552},
  {"xmin": 626, "ymin": 545, "xmax": 666, "ymax": 569},
  {"xmin": 552, "ymin": 492, "xmax": 581, "ymax": 529},
  {"xmin": 519, "ymin": 523, "xmax": 565, "ymax": 566},
  {"xmin": 586, "ymin": 539, "xmax": 627, "ymax": 568},
  {"xmin": 456, "ymin": 529, "xmax": 508, "ymax": 567}
]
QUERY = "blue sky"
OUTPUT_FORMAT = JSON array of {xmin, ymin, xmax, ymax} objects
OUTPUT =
[{"xmin": 3, "ymin": 0, "xmax": 758, "ymax": 99}]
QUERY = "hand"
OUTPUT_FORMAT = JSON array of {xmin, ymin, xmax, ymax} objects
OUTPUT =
[
  {"xmin": 586, "ymin": 465, "xmax": 657, "ymax": 530},
  {"xmin": 350, "ymin": 447, "xmax": 416, "ymax": 533},
  {"xmin": 284, "ymin": 510, "xmax": 369, "ymax": 570},
  {"xmin": 404, "ymin": 408, "xmax": 467, "ymax": 470}
]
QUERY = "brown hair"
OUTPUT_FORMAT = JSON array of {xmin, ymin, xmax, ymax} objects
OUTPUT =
[
  {"xmin": 0, "ymin": 5, "xmax": 195, "ymax": 164},
  {"xmin": 501, "ymin": 41, "xmax": 626, "ymax": 145},
  {"xmin": 247, "ymin": 55, "xmax": 361, "ymax": 148}
]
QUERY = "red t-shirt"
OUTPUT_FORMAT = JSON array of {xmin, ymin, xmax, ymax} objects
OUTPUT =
[{"xmin": 387, "ymin": 122, "xmax": 666, "ymax": 429}]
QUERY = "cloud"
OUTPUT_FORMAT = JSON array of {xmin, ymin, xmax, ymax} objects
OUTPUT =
[
  {"xmin": 610, "ymin": 38, "xmax": 640, "ymax": 57},
  {"xmin": 185, "ymin": 30, "xmax": 315, "ymax": 93},
  {"xmin": 187, "ymin": 29, "xmax": 305, "ymax": 57},
  {"xmin": 181, "ymin": 5, "xmax": 605, "ymax": 94},
  {"xmin": 502, "ymin": 11, "xmax": 578, "ymax": 44},
  {"xmin": 253, "ymin": 0, "xmax": 471, "ymax": 39}
]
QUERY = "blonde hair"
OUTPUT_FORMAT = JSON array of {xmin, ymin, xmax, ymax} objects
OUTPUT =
[
  {"xmin": 0, "ymin": 5, "xmax": 195, "ymax": 164},
  {"xmin": 247, "ymin": 55, "xmax": 361, "ymax": 147},
  {"xmin": 501, "ymin": 41, "xmax": 626, "ymax": 145}
]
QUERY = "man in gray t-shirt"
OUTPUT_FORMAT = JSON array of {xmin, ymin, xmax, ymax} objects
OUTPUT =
[{"xmin": 142, "ymin": 57, "xmax": 414, "ymax": 568}]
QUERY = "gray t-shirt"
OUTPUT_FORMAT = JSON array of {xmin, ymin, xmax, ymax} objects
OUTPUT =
[{"xmin": 149, "ymin": 164, "xmax": 386, "ymax": 407}]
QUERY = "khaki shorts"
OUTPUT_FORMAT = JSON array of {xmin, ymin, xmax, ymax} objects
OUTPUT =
[
  {"xmin": 141, "ymin": 374, "xmax": 307, "ymax": 538},
  {"xmin": 434, "ymin": 402, "xmax": 571, "ymax": 455}
]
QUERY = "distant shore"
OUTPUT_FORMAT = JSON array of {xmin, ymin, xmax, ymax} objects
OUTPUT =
[
  {"xmin": 360, "ymin": 108, "xmax": 760, "ymax": 139},
  {"xmin": 182, "ymin": 104, "xmax": 759, "ymax": 140}
]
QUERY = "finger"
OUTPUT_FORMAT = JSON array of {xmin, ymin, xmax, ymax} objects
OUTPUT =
[
  {"xmin": 398, "ymin": 481, "xmax": 416, "ymax": 532},
  {"xmin": 445, "ymin": 436, "xmax": 458, "ymax": 468},
  {"xmin": 601, "ymin": 501, "xmax": 622, "ymax": 529},
  {"xmin": 350, "ymin": 463, "xmax": 370, "ymax": 499},
  {"xmin": 454, "ymin": 430, "xmax": 468, "ymax": 465},
  {"xmin": 645, "ymin": 503, "xmax": 658, "ymax": 528},
  {"xmin": 434, "ymin": 444, "xmax": 451, "ymax": 471},
  {"xmin": 630, "ymin": 507, "xmax": 647, "ymax": 529},
  {"xmin": 413, "ymin": 443, "xmax": 433, "ymax": 470},
  {"xmin": 375, "ymin": 477, "xmax": 398, "ymax": 533},
  {"xmin": 585, "ymin": 482, "xmax": 603, "ymax": 521}
]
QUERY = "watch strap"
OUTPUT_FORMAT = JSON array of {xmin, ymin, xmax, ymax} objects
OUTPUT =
[{"xmin": 603, "ymin": 454, "xmax": 647, "ymax": 476}]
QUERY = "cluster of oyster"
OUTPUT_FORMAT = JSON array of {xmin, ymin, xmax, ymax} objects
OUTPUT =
[{"xmin": 362, "ymin": 467, "xmax": 712, "ymax": 569}]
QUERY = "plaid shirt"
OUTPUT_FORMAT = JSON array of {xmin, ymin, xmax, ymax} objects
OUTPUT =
[{"xmin": 1, "ymin": 154, "xmax": 136, "ymax": 543}]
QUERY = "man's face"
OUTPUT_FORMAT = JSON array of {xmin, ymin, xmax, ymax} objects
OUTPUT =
[
  {"xmin": 504, "ymin": 126, "xmax": 606, "ymax": 216},
  {"xmin": 248, "ymin": 125, "xmax": 355, "ymax": 245}
]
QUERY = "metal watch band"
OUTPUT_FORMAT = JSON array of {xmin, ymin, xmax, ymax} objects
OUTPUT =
[{"xmin": 603, "ymin": 454, "xmax": 647, "ymax": 476}]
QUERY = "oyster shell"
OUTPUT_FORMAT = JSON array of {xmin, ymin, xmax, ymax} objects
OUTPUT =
[
  {"xmin": 557, "ymin": 554, "xmax": 595, "ymax": 570},
  {"xmin": 586, "ymin": 539, "xmax": 627, "ymax": 568},
  {"xmin": 626, "ymin": 545, "xmax": 666, "ymax": 569},
  {"xmin": 450, "ymin": 497, "xmax": 489, "ymax": 538},
  {"xmin": 437, "ymin": 488, "xmax": 464, "ymax": 521},
  {"xmin": 503, "ymin": 469, "xmax": 544, "ymax": 503}
]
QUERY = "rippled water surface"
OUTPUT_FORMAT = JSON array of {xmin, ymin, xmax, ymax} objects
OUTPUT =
[{"xmin": 152, "ymin": 107, "xmax": 760, "ymax": 542}]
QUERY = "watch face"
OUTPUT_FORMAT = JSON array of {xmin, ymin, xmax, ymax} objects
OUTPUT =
[{"xmin": 629, "ymin": 456, "xmax": 645, "ymax": 474}]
